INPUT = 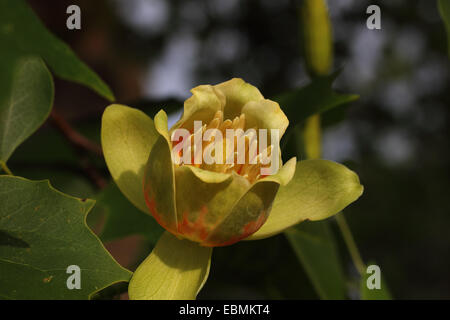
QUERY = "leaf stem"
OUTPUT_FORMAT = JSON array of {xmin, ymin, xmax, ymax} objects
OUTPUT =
[
  {"xmin": 335, "ymin": 213, "xmax": 366, "ymax": 275},
  {"xmin": 0, "ymin": 161, "xmax": 13, "ymax": 175}
]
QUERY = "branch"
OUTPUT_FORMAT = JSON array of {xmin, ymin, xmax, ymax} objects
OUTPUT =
[
  {"xmin": 80, "ymin": 156, "xmax": 107, "ymax": 189},
  {"xmin": 50, "ymin": 110, "xmax": 103, "ymax": 156},
  {"xmin": 49, "ymin": 110, "xmax": 107, "ymax": 189}
]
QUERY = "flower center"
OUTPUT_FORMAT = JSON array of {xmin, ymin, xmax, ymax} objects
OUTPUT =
[{"xmin": 173, "ymin": 110, "xmax": 274, "ymax": 183}]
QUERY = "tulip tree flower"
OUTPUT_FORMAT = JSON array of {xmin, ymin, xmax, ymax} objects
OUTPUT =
[{"xmin": 101, "ymin": 78, "xmax": 363, "ymax": 300}]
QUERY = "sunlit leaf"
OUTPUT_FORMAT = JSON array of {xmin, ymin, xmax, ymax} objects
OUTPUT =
[
  {"xmin": 0, "ymin": 176, "xmax": 131, "ymax": 299},
  {"xmin": 285, "ymin": 221, "xmax": 346, "ymax": 299},
  {"xmin": 129, "ymin": 232, "xmax": 212, "ymax": 300},
  {"xmin": 0, "ymin": 54, "xmax": 53, "ymax": 165},
  {"xmin": 0, "ymin": 0, "xmax": 114, "ymax": 100}
]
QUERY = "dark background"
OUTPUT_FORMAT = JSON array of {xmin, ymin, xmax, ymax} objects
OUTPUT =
[{"xmin": 9, "ymin": 0, "xmax": 450, "ymax": 299}]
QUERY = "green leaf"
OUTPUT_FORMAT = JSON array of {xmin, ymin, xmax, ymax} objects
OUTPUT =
[
  {"xmin": 101, "ymin": 104, "xmax": 159, "ymax": 214},
  {"xmin": 274, "ymin": 72, "xmax": 359, "ymax": 129},
  {"xmin": 0, "ymin": 176, "xmax": 131, "ymax": 299},
  {"xmin": 247, "ymin": 159, "xmax": 364, "ymax": 240},
  {"xmin": 129, "ymin": 232, "xmax": 212, "ymax": 300},
  {"xmin": 96, "ymin": 182, "xmax": 164, "ymax": 244},
  {"xmin": 360, "ymin": 262, "xmax": 392, "ymax": 300},
  {"xmin": 439, "ymin": 0, "xmax": 450, "ymax": 57},
  {"xmin": 0, "ymin": 0, "xmax": 114, "ymax": 101},
  {"xmin": 0, "ymin": 55, "xmax": 53, "ymax": 165},
  {"xmin": 285, "ymin": 221, "xmax": 346, "ymax": 299}
]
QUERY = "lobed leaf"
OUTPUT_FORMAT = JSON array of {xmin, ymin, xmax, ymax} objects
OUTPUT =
[{"xmin": 0, "ymin": 176, "xmax": 131, "ymax": 299}]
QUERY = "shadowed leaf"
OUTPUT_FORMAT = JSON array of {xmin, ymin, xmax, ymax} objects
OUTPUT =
[
  {"xmin": 285, "ymin": 221, "xmax": 346, "ymax": 299},
  {"xmin": 0, "ymin": 0, "xmax": 114, "ymax": 100},
  {"xmin": 274, "ymin": 72, "xmax": 358, "ymax": 133},
  {"xmin": 0, "ymin": 54, "xmax": 53, "ymax": 164}
]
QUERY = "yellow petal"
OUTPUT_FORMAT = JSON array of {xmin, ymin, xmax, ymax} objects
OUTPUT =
[
  {"xmin": 203, "ymin": 159, "xmax": 296, "ymax": 246},
  {"xmin": 143, "ymin": 110, "xmax": 178, "ymax": 233},
  {"xmin": 101, "ymin": 104, "xmax": 158, "ymax": 213},
  {"xmin": 258, "ymin": 157, "xmax": 296, "ymax": 186},
  {"xmin": 174, "ymin": 166, "xmax": 249, "ymax": 245},
  {"xmin": 242, "ymin": 99, "xmax": 289, "ymax": 138},
  {"xmin": 214, "ymin": 78, "xmax": 264, "ymax": 120},
  {"xmin": 171, "ymin": 85, "xmax": 225, "ymax": 132},
  {"xmin": 128, "ymin": 232, "xmax": 212, "ymax": 300},
  {"xmin": 246, "ymin": 159, "xmax": 363, "ymax": 240}
]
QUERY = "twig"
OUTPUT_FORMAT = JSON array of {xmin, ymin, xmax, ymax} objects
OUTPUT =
[
  {"xmin": 49, "ymin": 109, "xmax": 107, "ymax": 189},
  {"xmin": 50, "ymin": 110, "xmax": 103, "ymax": 156},
  {"xmin": 80, "ymin": 156, "xmax": 107, "ymax": 189}
]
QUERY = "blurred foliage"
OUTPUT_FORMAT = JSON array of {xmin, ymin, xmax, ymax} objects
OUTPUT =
[{"xmin": 438, "ymin": 0, "xmax": 450, "ymax": 56}]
